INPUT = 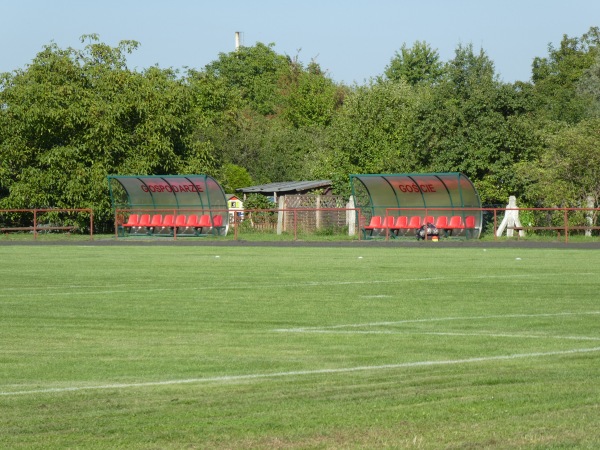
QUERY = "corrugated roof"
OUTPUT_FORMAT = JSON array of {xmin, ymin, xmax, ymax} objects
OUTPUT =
[{"xmin": 237, "ymin": 180, "xmax": 332, "ymax": 194}]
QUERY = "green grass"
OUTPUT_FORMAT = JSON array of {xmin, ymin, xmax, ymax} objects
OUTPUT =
[{"xmin": 1, "ymin": 245, "xmax": 599, "ymax": 449}]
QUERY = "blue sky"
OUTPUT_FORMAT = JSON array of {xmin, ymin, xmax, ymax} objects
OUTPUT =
[{"xmin": 2, "ymin": 0, "xmax": 599, "ymax": 84}]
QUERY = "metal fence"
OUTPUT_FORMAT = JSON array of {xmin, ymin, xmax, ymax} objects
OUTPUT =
[
  {"xmin": 2, "ymin": 206, "xmax": 600, "ymax": 243},
  {"xmin": 0, "ymin": 208, "xmax": 94, "ymax": 240}
]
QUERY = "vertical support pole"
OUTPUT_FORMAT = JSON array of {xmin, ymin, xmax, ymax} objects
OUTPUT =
[
  {"xmin": 316, "ymin": 195, "xmax": 321, "ymax": 230},
  {"xmin": 586, "ymin": 196, "xmax": 594, "ymax": 237},
  {"xmin": 294, "ymin": 210, "xmax": 297, "ymax": 241},
  {"xmin": 347, "ymin": 196, "xmax": 356, "ymax": 236},
  {"xmin": 277, "ymin": 196, "xmax": 285, "ymax": 235},
  {"xmin": 564, "ymin": 209, "xmax": 569, "ymax": 244},
  {"xmin": 90, "ymin": 209, "xmax": 94, "ymax": 241}
]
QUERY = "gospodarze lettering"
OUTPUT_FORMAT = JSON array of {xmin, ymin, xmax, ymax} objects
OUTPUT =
[{"xmin": 141, "ymin": 184, "xmax": 204, "ymax": 193}]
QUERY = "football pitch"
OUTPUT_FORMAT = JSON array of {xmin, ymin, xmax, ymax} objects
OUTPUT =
[{"xmin": 1, "ymin": 244, "xmax": 599, "ymax": 449}]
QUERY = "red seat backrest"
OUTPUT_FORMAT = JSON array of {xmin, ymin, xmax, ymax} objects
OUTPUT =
[
  {"xmin": 186, "ymin": 215, "xmax": 199, "ymax": 227},
  {"xmin": 162, "ymin": 215, "xmax": 175, "ymax": 227},
  {"xmin": 408, "ymin": 216, "xmax": 422, "ymax": 228},
  {"xmin": 367, "ymin": 216, "xmax": 382, "ymax": 228},
  {"xmin": 150, "ymin": 215, "xmax": 163, "ymax": 227},
  {"xmin": 395, "ymin": 216, "xmax": 408, "ymax": 228},
  {"xmin": 382, "ymin": 216, "xmax": 395, "ymax": 228},
  {"xmin": 448, "ymin": 216, "xmax": 465, "ymax": 228},
  {"xmin": 423, "ymin": 215, "xmax": 434, "ymax": 225},
  {"xmin": 197, "ymin": 215, "xmax": 212, "ymax": 227},
  {"xmin": 124, "ymin": 214, "xmax": 139, "ymax": 226},
  {"xmin": 138, "ymin": 214, "xmax": 151, "ymax": 227},
  {"xmin": 213, "ymin": 215, "xmax": 223, "ymax": 227},
  {"xmin": 175, "ymin": 215, "xmax": 187, "ymax": 227},
  {"xmin": 465, "ymin": 215, "xmax": 476, "ymax": 228},
  {"xmin": 434, "ymin": 216, "xmax": 448, "ymax": 228}
]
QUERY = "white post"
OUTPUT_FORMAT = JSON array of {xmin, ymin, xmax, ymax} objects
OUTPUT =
[
  {"xmin": 277, "ymin": 195, "xmax": 285, "ymax": 235},
  {"xmin": 496, "ymin": 196, "xmax": 524, "ymax": 237},
  {"xmin": 316, "ymin": 195, "xmax": 321, "ymax": 229},
  {"xmin": 586, "ymin": 195, "xmax": 594, "ymax": 237},
  {"xmin": 347, "ymin": 196, "xmax": 356, "ymax": 236}
]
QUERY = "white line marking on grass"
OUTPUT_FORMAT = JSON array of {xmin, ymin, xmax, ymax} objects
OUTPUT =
[
  {"xmin": 2, "ymin": 346, "xmax": 599, "ymax": 397},
  {"xmin": 417, "ymin": 332, "xmax": 600, "ymax": 341},
  {"xmin": 0, "ymin": 273, "xmax": 551, "ymax": 298},
  {"xmin": 287, "ymin": 330, "xmax": 600, "ymax": 341},
  {"xmin": 274, "ymin": 311, "xmax": 600, "ymax": 333}
]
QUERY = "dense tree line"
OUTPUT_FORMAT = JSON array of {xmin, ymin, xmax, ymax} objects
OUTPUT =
[{"xmin": 1, "ymin": 29, "xmax": 599, "ymax": 229}]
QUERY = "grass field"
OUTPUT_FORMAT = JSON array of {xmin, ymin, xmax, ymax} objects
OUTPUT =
[{"xmin": 1, "ymin": 244, "xmax": 599, "ymax": 449}]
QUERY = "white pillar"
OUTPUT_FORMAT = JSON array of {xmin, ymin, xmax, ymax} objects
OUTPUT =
[
  {"xmin": 277, "ymin": 195, "xmax": 285, "ymax": 235},
  {"xmin": 586, "ymin": 195, "xmax": 594, "ymax": 237},
  {"xmin": 347, "ymin": 196, "xmax": 356, "ymax": 236},
  {"xmin": 316, "ymin": 195, "xmax": 321, "ymax": 229}
]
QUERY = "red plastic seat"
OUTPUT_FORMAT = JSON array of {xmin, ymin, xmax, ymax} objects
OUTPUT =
[
  {"xmin": 434, "ymin": 216, "xmax": 448, "ymax": 229},
  {"xmin": 364, "ymin": 216, "xmax": 382, "ymax": 230},
  {"xmin": 465, "ymin": 215, "xmax": 476, "ymax": 228},
  {"xmin": 174, "ymin": 215, "xmax": 187, "ymax": 228},
  {"xmin": 394, "ymin": 216, "xmax": 409, "ymax": 229},
  {"xmin": 197, "ymin": 215, "xmax": 212, "ymax": 228},
  {"xmin": 150, "ymin": 215, "xmax": 163, "ymax": 227},
  {"xmin": 137, "ymin": 214, "xmax": 152, "ymax": 228},
  {"xmin": 381, "ymin": 216, "xmax": 396, "ymax": 229},
  {"xmin": 362, "ymin": 216, "xmax": 383, "ymax": 238},
  {"xmin": 122, "ymin": 214, "xmax": 139, "ymax": 228},
  {"xmin": 423, "ymin": 215, "xmax": 435, "ymax": 226},
  {"xmin": 407, "ymin": 216, "xmax": 422, "ymax": 229},
  {"xmin": 388, "ymin": 216, "xmax": 409, "ymax": 237},
  {"xmin": 447, "ymin": 215, "xmax": 465, "ymax": 229},
  {"xmin": 186, "ymin": 215, "xmax": 200, "ymax": 227},
  {"xmin": 192, "ymin": 214, "xmax": 212, "ymax": 235},
  {"xmin": 211, "ymin": 215, "xmax": 225, "ymax": 235},
  {"xmin": 162, "ymin": 215, "xmax": 175, "ymax": 228}
]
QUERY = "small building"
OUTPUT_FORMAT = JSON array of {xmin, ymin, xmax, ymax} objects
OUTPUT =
[
  {"xmin": 236, "ymin": 180, "xmax": 333, "ymax": 203},
  {"xmin": 237, "ymin": 180, "xmax": 346, "ymax": 234},
  {"xmin": 227, "ymin": 194, "xmax": 244, "ymax": 223}
]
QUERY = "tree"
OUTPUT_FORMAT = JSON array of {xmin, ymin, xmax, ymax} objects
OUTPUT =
[
  {"xmin": 0, "ymin": 36, "xmax": 215, "ymax": 228},
  {"xmin": 204, "ymin": 42, "xmax": 290, "ymax": 115},
  {"xmin": 278, "ymin": 59, "xmax": 345, "ymax": 128},
  {"xmin": 532, "ymin": 27, "xmax": 600, "ymax": 123},
  {"xmin": 408, "ymin": 44, "xmax": 541, "ymax": 204},
  {"xmin": 314, "ymin": 80, "xmax": 420, "ymax": 196},
  {"xmin": 219, "ymin": 163, "xmax": 254, "ymax": 194},
  {"xmin": 384, "ymin": 41, "xmax": 444, "ymax": 86},
  {"xmin": 577, "ymin": 53, "xmax": 600, "ymax": 118},
  {"xmin": 518, "ymin": 119, "xmax": 600, "ymax": 211}
]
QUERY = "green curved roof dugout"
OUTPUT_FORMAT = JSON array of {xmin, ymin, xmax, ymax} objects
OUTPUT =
[
  {"xmin": 350, "ymin": 173, "xmax": 482, "ymax": 238},
  {"xmin": 108, "ymin": 174, "xmax": 228, "ymax": 229}
]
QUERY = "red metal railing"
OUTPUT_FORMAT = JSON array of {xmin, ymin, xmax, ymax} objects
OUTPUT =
[
  {"xmin": 111, "ymin": 206, "xmax": 600, "ymax": 243},
  {"xmin": 0, "ymin": 208, "xmax": 94, "ymax": 240}
]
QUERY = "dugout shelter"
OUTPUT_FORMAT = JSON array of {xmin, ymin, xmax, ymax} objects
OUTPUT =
[
  {"xmin": 350, "ymin": 173, "xmax": 482, "ymax": 238},
  {"xmin": 108, "ymin": 175, "xmax": 229, "ymax": 236}
]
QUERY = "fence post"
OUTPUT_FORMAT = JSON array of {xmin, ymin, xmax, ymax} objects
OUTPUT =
[
  {"xmin": 586, "ymin": 196, "xmax": 594, "ymax": 237},
  {"xmin": 90, "ymin": 209, "xmax": 94, "ymax": 240},
  {"xmin": 316, "ymin": 195, "xmax": 321, "ymax": 230},
  {"xmin": 277, "ymin": 196, "xmax": 285, "ymax": 235},
  {"xmin": 294, "ymin": 210, "xmax": 297, "ymax": 241},
  {"xmin": 347, "ymin": 196, "xmax": 356, "ymax": 236}
]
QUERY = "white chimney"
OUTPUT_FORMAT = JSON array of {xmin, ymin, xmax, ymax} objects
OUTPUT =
[{"xmin": 235, "ymin": 32, "xmax": 241, "ymax": 51}]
